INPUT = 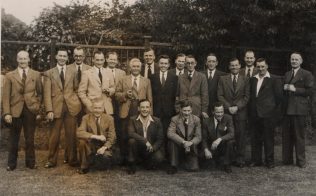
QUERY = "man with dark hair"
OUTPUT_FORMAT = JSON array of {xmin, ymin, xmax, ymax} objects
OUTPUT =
[
  {"xmin": 126, "ymin": 99, "xmax": 165, "ymax": 174},
  {"xmin": 177, "ymin": 55, "xmax": 209, "ymax": 118},
  {"xmin": 169, "ymin": 53, "xmax": 187, "ymax": 76},
  {"xmin": 44, "ymin": 48, "xmax": 81, "ymax": 168},
  {"xmin": 282, "ymin": 52, "xmax": 314, "ymax": 168},
  {"xmin": 3, "ymin": 50, "xmax": 43, "ymax": 171},
  {"xmin": 249, "ymin": 58, "xmax": 283, "ymax": 168},
  {"xmin": 202, "ymin": 102, "xmax": 235, "ymax": 173},
  {"xmin": 167, "ymin": 100, "xmax": 202, "ymax": 174},
  {"xmin": 240, "ymin": 50, "xmax": 258, "ymax": 78},
  {"xmin": 217, "ymin": 58, "xmax": 250, "ymax": 167},
  {"xmin": 141, "ymin": 48, "xmax": 159, "ymax": 79},
  {"xmin": 203, "ymin": 53, "xmax": 226, "ymax": 113}
]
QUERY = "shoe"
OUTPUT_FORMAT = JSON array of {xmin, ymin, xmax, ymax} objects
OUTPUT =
[
  {"xmin": 266, "ymin": 163, "xmax": 275, "ymax": 169},
  {"xmin": 6, "ymin": 166, "xmax": 16, "ymax": 171},
  {"xmin": 44, "ymin": 162, "xmax": 56, "ymax": 168},
  {"xmin": 297, "ymin": 163, "xmax": 306, "ymax": 168},
  {"xmin": 234, "ymin": 162, "xmax": 245, "ymax": 168},
  {"xmin": 223, "ymin": 165, "xmax": 232, "ymax": 173},
  {"xmin": 127, "ymin": 163, "xmax": 136, "ymax": 175},
  {"xmin": 248, "ymin": 162, "xmax": 263, "ymax": 167},
  {"xmin": 77, "ymin": 168, "xmax": 89, "ymax": 174},
  {"xmin": 166, "ymin": 166, "xmax": 177, "ymax": 175},
  {"xmin": 26, "ymin": 165, "xmax": 38, "ymax": 169},
  {"xmin": 68, "ymin": 162, "xmax": 80, "ymax": 167}
]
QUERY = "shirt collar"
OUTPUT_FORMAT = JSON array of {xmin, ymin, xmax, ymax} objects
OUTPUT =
[
  {"xmin": 57, "ymin": 64, "xmax": 66, "ymax": 70},
  {"xmin": 146, "ymin": 63, "xmax": 155, "ymax": 68},
  {"xmin": 231, "ymin": 73, "xmax": 239, "ymax": 79},
  {"xmin": 132, "ymin": 74, "xmax": 140, "ymax": 80},
  {"xmin": 93, "ymin": 66, "xmax": 103, "ymax": 71},
  {"xmin": 18, "ymin": 66, "xmax": 29, "ymax": 73},
  {"xmin": 136, "ymin": 115, "xmax": 154, "ymax": 123},
  {"xmin": 254, "ymin": 71, "xmax": 270, "ymax": 79},
  {"xmin": 160, "ymin": 70, "xmax": 167, "ymax": 75},
  {"xmin": 246, "ymin": 66, "xmax": 254, "ymax": 71}
]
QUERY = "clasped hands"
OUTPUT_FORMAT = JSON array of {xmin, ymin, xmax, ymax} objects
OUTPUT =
[
  {"xmin": 284, "ymin": 84, "xmax": 296, "ymax": 92},
  {"xmin": 90, "ymin": 135, "xmax": 107, "ymax": 155},
  {"xmin": 183, "ymin": 140, "xmax": 193, "ymax": 153}
]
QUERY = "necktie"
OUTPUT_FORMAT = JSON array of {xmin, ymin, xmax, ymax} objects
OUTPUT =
[
  {"xmin": 188, "ymin": 72, "xmax": 192, "ymax": 81},
  {"xmin": 233, "ymin": 75, "xmax": 237, "ymax": 92},
  {"xmin": 98, "ymin": 68, "xmax": 102, "ymax": 83},
  {"xmin": 289, "ymin": 69, "xmax": 295, "ymax": 84},
  {"xmin": 112, "ymin": 69, "xmax": 116, "ymax": 84},
  {"xmin": 60, "ymin": 67, "xmax": 65, "ymax": 88},
  {"xmin": 96, "ymin": 117, "xmax": 101, "ymax": 135},
  {"xmin": 184, "ymin": 118, "xmax": 189, "ymax": 140},
  {"xmin": 209, "ymin": 70, "xmax": 213, "ymax": 80},
  {"xmin": 161, "ymin": 72, "xmax": 166, "ymax": 86},
  {"xmin": 179, "ymin": 70, "xmax": 182, "ymax": 75},
  {"xmin": 77, "ymin": 66, "xmax": 81, "ymax": 83},
  {"xmin": 215, "ymin": 119, "xmax": 220, "ymax": 138},
  {"xmin": 132, "ymin": 77, "xmax": 138, "ymax": 99},
  {"xmin": 22, "ymin": 69, "xmax": 27, "ymax": 85},
  {"xmin": 247, "ymin": 68, "xmax": 251, "ymax": 78},
  {"xmin": 148, "ymin": 66, "xmax": 152, "ymax": 78}
]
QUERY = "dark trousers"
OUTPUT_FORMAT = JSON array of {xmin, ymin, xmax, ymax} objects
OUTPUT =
[
  {"xmin": 47, "ymin": 102, "xmax": 77, "ymax": 165},
  {"xmin": 8, "ymin": 105, "xmax": 36, "ymax": 168},
  {"xmin": 168, "ymin": 140, "xmax": 199, "ymax": 170},
  {"xmin": 212, "ymin": 140, "xmax": 235, "ymax": 166},
  {"xmin": 282, "ymin": 115, "xmax": 306, "ymax": 166},
  {"xmin": 232, "ymin": 116, "xmax": 247, "ymax": 164},
  {"xmin": 127, "ymin": 138, "xmax": 164, "ymax": 166},
  {"xmin": 251, "ymin": 116, "xmax": 275, "ymax": 165}
]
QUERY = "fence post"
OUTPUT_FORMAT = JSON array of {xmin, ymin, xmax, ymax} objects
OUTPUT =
[
  {"xmin": 143, "ymin": 35, "xmax": 152, "ymax": 49},
  {"xmin": 50, "ymin": 36, "xmax": 57, "ymax": 68}
]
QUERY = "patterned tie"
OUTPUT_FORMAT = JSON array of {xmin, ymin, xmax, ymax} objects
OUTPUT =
[
  {"xmin": 209, "ymin": 70, "xmax": 213, "ymax": 80},
  {"xmin": 132, "ymin": 77, "xmax": 138, "ymax": 99},
  {"xmin": 161, "ymin": 72, "xmax": 166, "ymax": 86},
  {"xmin": 96, "ymin": 116, "xmax": 101, "ymax": 135},
  {"xmin": 22, "ymin": 69, "xmax": 27, "ymax": 85},
  {"xmin": 98, "ymin": 68, "xmax": 102, "ymax": 83},
  {"xmin": 60, "ymin": 67, "xmax": 65, "ymax": 88},
  {"xmin": 233, "ymin": 75, "xmax": 237, "ymax": 92},
  {"xmin": 247, "ymin": 68, "xmax": 251, "ymax": 78},
  {"xmin": 77, "ymin": 66, "xmax": 81, "ymax": 83}
]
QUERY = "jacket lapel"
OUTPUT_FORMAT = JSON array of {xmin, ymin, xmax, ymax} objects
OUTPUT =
[
  {"xmin": 64, "ymin": 66, "xmax": 73, "ymax": 88},
  {"xmin": 25, "ymin": 69, "xmax": 34, "ymax": 86},
  {"xmin": 12, "ymin": 69, "xmax": 23, "ymax": 85},
  {"xmin": 257, "ymin": 77, "xmax": 269, "ymax": 96},
  {"xmin": 88, "ymin": 115, "xmax": 98, "ymax": 135},
  {"xmin": 52, "ymin": 67, "xmax": 63, "ymax": 90},
  {"xmin": 189, "ymin": 72, "xmax": 198, "ymax": 90},
  {"xmin": 177, "ymin": 116, "xmax": 186, "ymax": 138},
  {"xmin": 226, "ymin": 75, "xmax": 234, "ymax": 93},
  {"xmin": 291, "ymin": 69, "xmax": 302, "ymax": 84}
]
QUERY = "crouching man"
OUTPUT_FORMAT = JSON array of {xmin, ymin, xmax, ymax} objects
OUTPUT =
[
  {"xmin": 202, "ymin": 102, "xmax": 235, "ymax": 173},
  {"xmin": 77, "ymin": 98, "xmax": 118, "ymax": 174},
  {"xmin": 127, "ymin": 99, "xmax": 165, "ymax": 174},
  {"xmin": 167, "ymin": 100, "xmax": 201, "ymax": 174}
]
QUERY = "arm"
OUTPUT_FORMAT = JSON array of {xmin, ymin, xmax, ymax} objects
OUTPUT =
[
  {"xmin": 152, "ymin": 119, "xmax": 164, "ymax": 151},
  {"xmin": 220, "ymin": 116, "xmax": 235, "ymax": 141},
  {"xmin": 2, "ymin": 75, "xmax": 11, "ymax": 116},
  {"xmin": 77, "ymin": 116, "xmax": 93, "ymax": 140},
  {"xmin": 201, "ymin": 120, "xmax": 210, "ymax": 150},
  {"xmin": 43, "ymin": 72, "xmax": 53, "ymax": 113},
  {"xmin": 127, "ymin": 118, "xmax": 147, "ymax": 144},
  {"xmin": 294, "ymin": 72, "xmax": 314, "ymax": 97},
  {"xmin": 217, "ymin": 77, "xmax": 231, "ymax": 109},
  {"xmin": 235, "ymin": 77, "xmax": 250, "ymax": 110},
  {"xmin": 200, "ymin": 75, "xmax": 209, "ymax": 113},
  {"xmin": 115, "ymin": 78, "xmax": 128, "ymax": 103},
  {"xmin": 77, "ymin": 71, "xmax": 92, "ymax": 109},
  {"xmin": 36, "ymin": 72, "xmax": 43, "ymax": 105},
  {"xmin": 167, "ymin": 117, "xmax": 186, "ymax": 145},
  {"xmin": 190, "ymin": 116, "xmax": 202, "ymax": 145}
]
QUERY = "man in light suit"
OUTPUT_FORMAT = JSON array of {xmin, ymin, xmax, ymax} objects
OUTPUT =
[
  {"xmin": 104, "ymin": 51, "xmax": 126, "ymax": 85},
  {"xmin": 203, "ymin": 53, "xmax": 226, "ymax": 113},
  {"xmin": 44, "ymin": 48, "xmax": 82, "ymax": 168},
  {"xmin": 115, "ymin": 58, "xmax": 153, "ymax": 163},
  {"xmin": 2, "ymin": 50, "xmax": 43, "ymax": 171},
  {"xmin": 202, "ymin": 102, "xmax": 235, "ymax": 173},
  {"xmin": 77, "ymin": 98, "xmax": 117, "ymax": 174},
  {"xmin": 127, "ymin": 99, "xmax": 165, "ymax": 174},
  {"xmin": 217, "ymin": 58, "xmax": 250, "ymax": 167},
  {"xmin": 249, "ymin": 58, "xmax": 283, "ymax": 168},
  {"xmin": 283, "ymin": 52, "xmax": 314, "ymax": 168},
  {"xmin": 176, "ymin": 55, "xmax": 209, "ymax": 118},
  {"xmin": 169, "ymin": 53, "xmax": 187, "ymax": 77},
  {"xmin": 78, "ymin": 51, "xmax": 115, "ymax": 115},
  {"xmin": 240, "ymin": 50, "xmax": 259, "ymax": 78},
  {"xmin": 141, "ymin": 48, "xmax": 159, "ymax": 79}
]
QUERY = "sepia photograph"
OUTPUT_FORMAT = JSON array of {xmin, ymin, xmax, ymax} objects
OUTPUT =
[{"xmin": 1, "ymin": 0, "xmax": 316, "ymax": 195}]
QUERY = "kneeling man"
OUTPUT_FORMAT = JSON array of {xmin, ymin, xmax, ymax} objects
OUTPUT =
[
  {"xmin": 202, "ymin": 102, "xmax": 235, "ymax": 173},
  {"xmin": 167, "ymin": 100, "xmax": 201, "ymax": 174},
  {"xmin": 77, "ymin": 98, "xmax": 117, "ymax": 174},
  {"xmin": 127, "ymin": 99, "xmax": 165, "ymax": 174}
]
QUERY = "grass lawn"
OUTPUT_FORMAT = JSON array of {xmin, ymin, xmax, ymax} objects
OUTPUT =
[{"xmin": 0, "ymin": 146, "xmax": 315, "ymax": 196}]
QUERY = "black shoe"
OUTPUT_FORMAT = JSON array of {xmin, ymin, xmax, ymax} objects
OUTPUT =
[
  {"xmin": 223, "ymin": 165, "xmax": 232, "ymax": 173},
  {"xmin": 167, "ymin": 166, "xmax": 177, "ymax": 175},
  {"xmin": 26, "ymin": 165, "xmax": 38, "ymax": 169},
  {"xmin": 44, "ymin": 162, "xmax": 56, "ymax": 168},
  {"xmin": 297, "ymin": 163, "xmax": 306, "ymax": 168},
  {"xmin": 248, "ymin": 162, "xmax": 263, "ymax": 167},
  {"xmin": 127, "ymin": 163, "xmax": 136, "ymax": 175},
  {"xmin": 77, "ymin": 168, "xmax": 89, "ymax": 174},
  {"xmin": 266, "ymin": 163, "xmax": 275, "ymax": 169},
  {"xmin": 283, "ymin": 161, "xmax": 294, "ymax": 165},
  {"xmin": 6, "ymin": 166, "xmax": 16, "ymax": 171}
]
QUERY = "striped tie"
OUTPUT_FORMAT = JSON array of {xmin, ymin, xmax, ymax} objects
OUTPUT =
[{"xmin": 132, "ymin": 77, "xmax": 138, "ymax": 99}]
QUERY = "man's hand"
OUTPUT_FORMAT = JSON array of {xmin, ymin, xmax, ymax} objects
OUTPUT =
[
  {"xmin": 91, "ymin": 135, "xmax": 106, "ymax": 142},
  {"xmin": 287, "ymin": 84, "xmax": 296, "ymax": 92},
  {"xmin": 96, "ymin": 146, "xmax": 107, "ymax": 155},
  {"xmin": 284, "ymin": 84, "xmax": 289, "ymax": 91},
  {"xmin": 211, "ymin": 138, "xmax": 222, "ymax": 150},
  {"xmin": 202, "ymin": 112, "xmax": 209, "ymax": 119},
  {"xmin": 103, "ymin": 88, "xmax": 111, "ymax": 96},
  {"xmin": 204, "ymin": 148, "xmax": 212, "ymax": 159},
  {"xmin": 183, "ymin": 141, "xmax": 193, "ymax": 149},
  {"xmin": 47, "ymin": 112, "xmax": 54, "ymax": 121},
  {"xmin": 4, "ymin": 114, "xmax": 12, "ymax": 124},
  {"xmin": 126, "ymin": 90, "xmax": 133, "ymax": 99},
  {"xmin": 228, "ymin": 106, "xmax": 238, "ymax": 115},
  {"xmin": 146, "ymin": 142, "xmax": 153, "ymax": 152}
]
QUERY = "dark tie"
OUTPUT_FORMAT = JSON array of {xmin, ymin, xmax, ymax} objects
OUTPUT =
[
  {"xmin": 112, "ymin": 69, "xmax": 116, "ymax": 84},
  {"xmin": 209, "ymin": 70, "xmax": 213, "ymax": 80},
  {"xmin": 233, "ymin": 75, "xmax": 237, "ymax": 92},
  {"xmin": 132, "ymin": 77, "xmax": 138, "ymax": 99},
  {"xmin": 289, "ymin": 69, "xmax": 295, "ymax": 84},
  {"xmin": 184, "ymin": 119, "xmax": 188, "ymax": 140},
  {"xmin": 215, "ymin": 119, "xmax": 220, "ymax": 138},
  {"xmin": 60, "ymin": 67, "xmax": 65, "ymax": 88},
  {"xmin": 96, "ymin": 117, "xmax": 101, "ymax": 135},
  {"xmin": 77, "ymin": 66, "xmax": 81, "ymax": 83},
  {"xmin": 161, "ymin": 72, "xmax": 166, "ymax": 86},
  {"xmin": 22, "ymin": 69, "xmax": 27, "ymax": 85},
  {"xmin": 148, "ymin": 66, "xmax": 152, "ymax": 78},
  {"xmin": 98, "ymin": 68, "xmax": 102, "ymax": 83},
  {"xmin": 188, "ymin": 72, "xmax": 193, "ymax": 81},
  {"xmin": 247, "ymin": 68, "xmax": 251, "ymax": 78}
]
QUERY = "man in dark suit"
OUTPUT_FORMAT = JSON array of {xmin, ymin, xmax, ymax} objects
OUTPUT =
[
  {"xmin": 127, "ymin": 99, "xmax": 165, "ymax": 174},
  {"xmin": 203, "ymin": 53, "xmax": 226, "ymax": 113},
  {"xmin": 169, "ymin": 53, "xmax": 187, "ymax": 77},
  {"xmin": 150, "ymin": 55, "xmax": 177, "ymax": 136},
  {"xmin": 2, "ymin": 50, "xmax": 43, "ymax": 171},
  {"xmin": 217, "ymin": 58, "xmax": 250, "ymax": 167},
  {"xmin": 240, "ymin": 50, "xmax": 259, "ymax": 78},
  {"xmin": 177, "ymin": 55, "xmax": 209, "ymax": 118},
  {"xmin": 43, "ymin": 48, "xmax": 82, "ymax": 168},
  {"xmin": 283, "ymin": 52, "xmax": 314, "ymax": 168},
  {"xmin": 167, "ymin": 100, "xmax": 201, "ymax": 174},
  {"xmin": 141, "ymin": 48, "xmax": 159, "ymax": 79},
  {"xmin": 249, "ymin": 58, "xmax": 283, "ymax": 168},
  {"xmin": 202, "ymin": 102, "xmax": 235, "ymax": 173}
]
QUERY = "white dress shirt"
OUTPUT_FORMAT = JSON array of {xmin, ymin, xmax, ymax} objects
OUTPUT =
[
  {"xmin": 144, "ymin": 63, "xmax": 155, "ymax": 78},
  {"xmin": 57, "ymin": 64, "xmax": 66, "ymax": 77},
  {"xmin": 254, "ymin": 72, "xmax": 271, "ymax": 97},
  {"xmin": 136, "ymin": 115, "xmax": 154, "ymax": 138},
  {"xmin": 17, "ymin": 67, "xmax": 29, "ymax": 78}
]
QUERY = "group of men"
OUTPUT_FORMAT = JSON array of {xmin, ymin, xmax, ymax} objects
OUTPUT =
[{"xmin": 2, "ymin": 46, "xmax": 313, "ymax": 175}]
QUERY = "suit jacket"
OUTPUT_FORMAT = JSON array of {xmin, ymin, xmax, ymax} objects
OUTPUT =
[
  {"xmin": 240, "ymin": 66, "xmax": 259, "ymax": 77},
  {"xmin": 217, "ymin": 74, "xmax": 250, "ymax": 120},
  {"xmin": 284, "ymin": 68, "xmax": 314, "ymax": 115},
  {"xmin": 203, "ymin": 69, "xmax": 227, "ymax": 111},
  {"xmin": 202, "ymin": 114, "xmax": 234, "ymax": 150},
  {"xmin": 127, "ymin": 115, "xmax": 164, "ymax": 151},
  {"xmin": 167, "ymin": 114, "xmax": 201, "ymax": 146},
  {"xmin": 104, "ymin": 67, "xmax": 126, "ymax": 87},
  {"xmin": 77, "ymin": 113, "xmax": 116, "ymax": 149},
  {"xmin": 2, "ymin": 68, "xmax": 43, "ymax": 117},
  {"xmin": 177, "ymin": 71, "xmax": 209, "ymax": 116},
  {"xmin": 141, "ymin": 62, "xmax": 159, "ymax": 79},
  {"xmin": 169, "ymin": 68, "xmax": 187, "ymax": 77},
  {"xmin": 150, "ymin": 71, "xmax": 177, "ymax": 117},
  {"xmin": 78, "ymin": 67, "xmax": 115, "ymax": 114},
  {"xmin": 67, "ymin": 63, "xmax": 91, "ymax": 92},
  {"xmin": 249, "ymin": 74, "xmax": 283, "ymax": 118},
  {"xmin": 115, "ymin": 75, "xmax": 152, "ymax": 118},
  {"xmin": 43, "ymin": 66, "xmax": 82, "ymax": 118}
]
